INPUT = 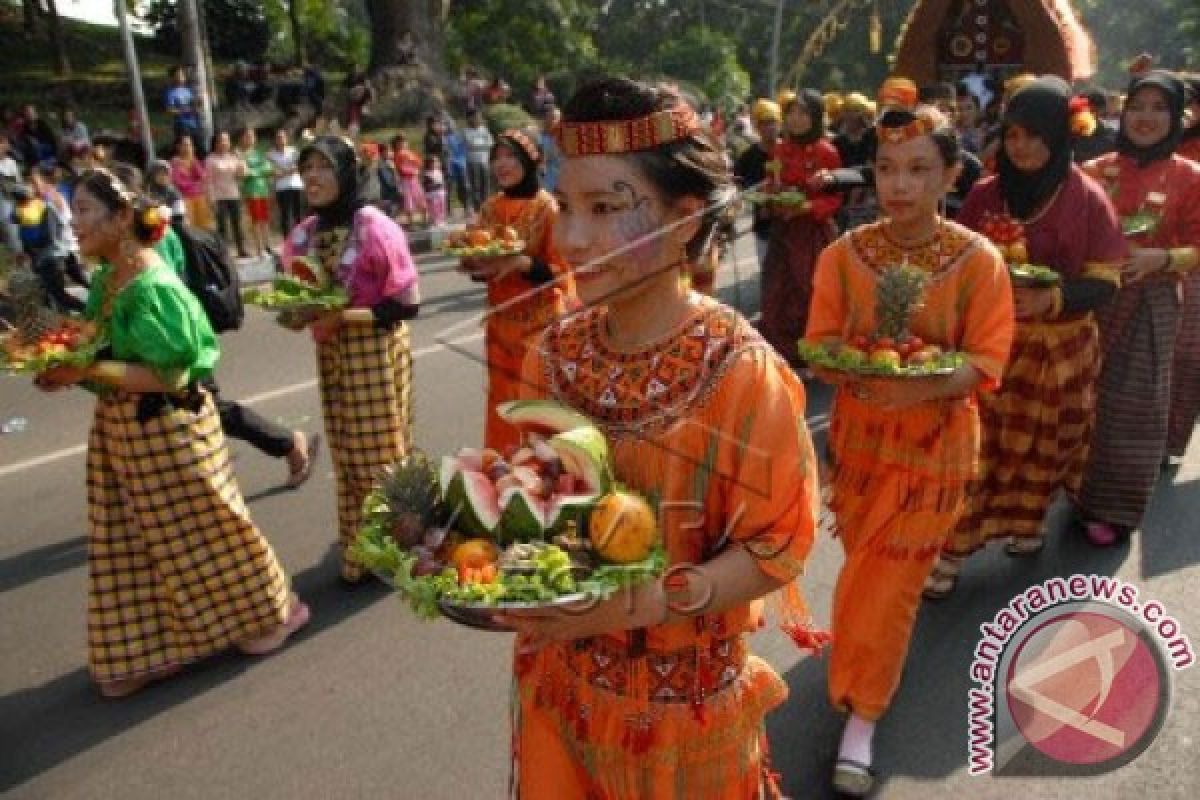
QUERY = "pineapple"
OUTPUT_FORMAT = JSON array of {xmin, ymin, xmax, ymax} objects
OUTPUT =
[
  {"xmin": 379, "ymin": 450, "xmax": 442, "ymax": 548},
  {"xmin": 8, "ymin": 266, "xmax": 61, "ymax": 342},
  {"xmin": 875, "ymin": 263, "xmax": 928, "ymax": 342}
]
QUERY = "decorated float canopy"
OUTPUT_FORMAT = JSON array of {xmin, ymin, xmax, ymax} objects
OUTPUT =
[{"xmin": 892, "ymin": 0, "xmax": 1096, "ymax": 87}]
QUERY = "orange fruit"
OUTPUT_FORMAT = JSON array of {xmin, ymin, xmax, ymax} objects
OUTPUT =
[
  {"xmin": 450, "ymin": 538, "xmax": 500, "ymax": 570},
  {"xmin": 466, "ymin": 228, "xmax": 493, "ymax": 247},
  {"xmin": 588, "ymin": 492, "xmax": 657, "ymax": 564},
  {"xmin": 498, "ymin": 225, "xmax": 521, "ymax": 244}
]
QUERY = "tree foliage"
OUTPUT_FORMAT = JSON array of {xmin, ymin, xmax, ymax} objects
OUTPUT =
[
  {"xmin": 654, "ymin": 26, "xmax": 750, "ymax": 106},
  {"xmin": 143, "ymin": 0, "xmax": 271, "ymax": 62}
]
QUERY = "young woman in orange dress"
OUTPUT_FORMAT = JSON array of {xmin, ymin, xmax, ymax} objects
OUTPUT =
[
  {"xmin": 499, "ymin": 78, "xmax": 824, "ymax": 800},
  {"xmin": 929, "ymin": 77, "xmax": 1126, "ymax": 593},
  {"xmin": 459, "ymin": 129, "xmax": 574, "ymax": 453},
  {"xmin": 804, "ymin": 105, "xmax": 1014, "ymax": 795},
  {"xmin": 1078, "ymin": 71, "xmax": 1200, "ymax": 545},
  {"xmin": 759, "ymin": 89, "xmax": 842, "ymax": 366}
]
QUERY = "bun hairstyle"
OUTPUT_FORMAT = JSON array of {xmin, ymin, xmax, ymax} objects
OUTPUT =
[
  {"xmin": 876, "ymin": 104, "xmax": 961, "ymax": 167},
  {"xmin": 560, "ymin": 77, "xmax": 734, "ymax": 262},
  {"xmin": 75, "ymin": 167, "xmax": 170, "ymax": 245}
]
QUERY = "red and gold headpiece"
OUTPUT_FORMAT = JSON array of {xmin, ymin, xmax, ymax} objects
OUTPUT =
[
  {"xmin": 876, "ymin": 115, "xmax": 934, "ymax": 144},
  {"xmin": 555, "ymin": 105, "xmax": 702, "ymax": 157}
]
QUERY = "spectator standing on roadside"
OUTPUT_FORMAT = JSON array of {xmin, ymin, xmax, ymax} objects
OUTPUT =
[
  {"xmin": 462, "ymin": 109, "xmax": 493, "ymax": 211},
  {"xmin": 59, "ymin": 109, "xmax": 90, "ymax": 155},
  {"xmin": 267, "ymin": 128, "xmax": 305, "ymax": 236},
  {"xmin": 0, "ymin": 132, "xmax": 21, "ymax": 252},
  {"xmin": 446, "ymin": 126, "xmax": 472, "ymax": 217},
  {"xmin": 205, "ymin": 131, "xmax": 248, "ymax": 258},
  {"xmin": 237, "ymin": 127, "xmax": 272, "ymax": 258},
  {"xmin": 166, "ymin": 67, "xmax": 203, "ymax": 153},
  {"xmin": 170, "ymin": 135, "xmax": 212, "ymax": 230}
]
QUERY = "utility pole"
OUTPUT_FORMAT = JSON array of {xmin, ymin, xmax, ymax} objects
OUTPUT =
[
  {"xmin": 114, "ymin": 0, "xmax": 153, "ymax": 166},
  {"xmin": 769, "ymin": 0, "xmax": 785, "ymax": 96},
  {"xmin": 178, "ymin": 0, "xmax": 214, "ymax": 147}
]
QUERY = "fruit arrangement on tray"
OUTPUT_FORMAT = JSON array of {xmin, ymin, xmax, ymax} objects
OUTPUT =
[
  {"xmin": 1, "ymin": 267, "xmax": 106, "ymax": 375},
  {"xmin": 800, "ymin": 262, "xmax": 966, "ymax": 377},
  {"xmin": 352, "ymin": 400, "xmax": 664, "ymax": 631},
  {"xmin": 242, "ymin": 274, "xmax": 349, "ymax": 313},
  {"xmin": 978, "ymin": 212, "xmax": 1061, "ymax": 288},
  {"xmin": 442, "ymin": 225, "xmax": 526, "ymax": 258},
  {"xmin": 1120, "ymin": 211, "xmax": 1160, "ymax": 238}
]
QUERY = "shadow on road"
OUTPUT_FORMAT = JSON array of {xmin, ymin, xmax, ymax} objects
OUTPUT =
[
  {"xmin": 0, "ymin": 535, "xmax": 86, "ymax": 594},
  {"xmin": 769, "ymin": 502, "xmax": 1133, "ymax": 797},
  {"xmin": 0, "ymin": 550, "xmax": 389, "ymax": 793},
  {"xmin": 1139, "ymin": 469, "xmax": 1200, "ymax": 579}
]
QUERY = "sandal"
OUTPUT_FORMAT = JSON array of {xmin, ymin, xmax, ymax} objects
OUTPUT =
[
  {"xmin": 832, "ymin": 758, "xmax": 876, "ymax": 797},
  {"xmin": 922, "ymin": 556, "xmax": 963, "ymax": 601},
  {"xmin": 1005, "ymin": 537, "xmax": 1045, "ymax": 557},
  {"xmin": 284, "ymin": 433, "xmax": 321, "ymax": 490},
  {"xmin": 1085, "ymin": 521, "xmax": 1126, "ymax": 547},
  {"xmin": 97, "ymin": 664, "xmax": 182, "ymax": 699},
  {"xmin": 239, "ymin": 596, "xmax": 311, "ymax": 656}
]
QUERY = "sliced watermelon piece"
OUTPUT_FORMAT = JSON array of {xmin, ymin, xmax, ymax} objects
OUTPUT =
[
  {"xmin": 549, "ymin": 426, "xmax": 612, "ymax": 492},
  {"xmin": 497, "ymin": 400, "xmax": 597, "ymax": 438},
  {"xmin": 440, "ymin": 454, "xmax": 501, "ymax": 537},
  {"xmin": 496, "ymin": 487, "xmax": 549, "ymax": 544}
]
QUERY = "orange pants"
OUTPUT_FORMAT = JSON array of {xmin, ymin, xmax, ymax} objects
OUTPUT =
[
  {"xmin": 828, "ymin": 470, "xmax": 965, "ymax": 720},
  {"xmin": 484, "ymin": 319, "xmax": 532, "ymax": 452}
]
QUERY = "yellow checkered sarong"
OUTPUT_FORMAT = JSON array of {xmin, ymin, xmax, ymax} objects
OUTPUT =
[
  {"xmin": 86, "ymin": 390, "xmax": 291, "ymax": 683},
  {"xmin": 317, "ymin": 322, "xmax": 412, "ymax": 580}
]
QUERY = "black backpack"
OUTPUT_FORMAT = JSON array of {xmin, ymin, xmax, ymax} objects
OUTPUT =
[{"xmin": 175, "ymin": 222, "xmax": 244, "ymax": 333}]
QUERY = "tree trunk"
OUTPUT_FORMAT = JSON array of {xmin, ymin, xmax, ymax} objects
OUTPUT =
[
  {"xmin": 364, "ymin": 0, "xmax": 447, "ymax": 74},
  {"xmin": 43, "ymin": 0, "xmax": 70, "ymax": 77},
  {"xmin": 287, "ymin": 0, "xmax": 306, "ymax": 66}
]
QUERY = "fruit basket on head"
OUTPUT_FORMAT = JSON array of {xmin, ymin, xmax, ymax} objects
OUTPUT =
[
  {"xmin": 1, "ymin": 267, "xmax": 106, "ymax": 375},
  {"xmin": 798, "ymin": 262, "xmax": 967, "ymax": 378},
  {"xmin": 352, "ymin": 400, "xmax": 665, "ymax": 632}
]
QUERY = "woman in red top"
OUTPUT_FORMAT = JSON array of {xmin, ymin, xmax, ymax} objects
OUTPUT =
[
  {"xmin": 1078, "ymin": 72, "xmax": 1200, "ymax": 544},
  {"xmin": 759, "ymin": 89, "xmax": 841, "ymax": 366}
]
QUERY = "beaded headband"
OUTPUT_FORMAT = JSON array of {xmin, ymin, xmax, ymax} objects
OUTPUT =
[
  {"xmin": 499, "ymin": 128, "xmax": 541, "ymax": 164},
  {"xmin": 876, "ymin": 116, "xmax": 935, "ymax": 144},
  {"xmin": 555, "ymin": 105, "xmax": 702, "ymax": 157}
]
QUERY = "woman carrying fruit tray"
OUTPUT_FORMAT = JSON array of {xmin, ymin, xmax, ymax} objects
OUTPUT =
[
  {"xmin": 282, "ymin": 136, "xmax": 422, "ymax": 583},
  {"xmin": 934, "ymin": 77, "xmax": 1127, "ymax": 587},
  {"xmin": 804, "ymin": 105, "xmax": 1013, "ymax": 796},
  {"xmin": 32, "ymin": 169, "xmax": 309, "ymax": 698},
  {"xmin": 457, "ymin": 129, "xmax": 574, "ymax": 453},
  {"xmin": 1075, "ymin": 72, "xmax": 1200, "ymax": 546},
  {"xmin": 758, "ymin": 89, "xmax": 842, "ymax": 367},
  {"xmin": 504, "ymin": 78, "xmax": 824, "ymax": 800}
]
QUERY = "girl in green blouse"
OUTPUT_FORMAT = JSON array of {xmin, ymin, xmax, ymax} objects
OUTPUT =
[{"xmin": 35, "ymin": 168, "xmax": 310, "ymax": 698}]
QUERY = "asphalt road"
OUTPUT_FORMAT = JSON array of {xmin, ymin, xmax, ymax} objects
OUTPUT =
[{"xmin": 1, "ymin": 238, "xmax": 1197, "ymax": 799}]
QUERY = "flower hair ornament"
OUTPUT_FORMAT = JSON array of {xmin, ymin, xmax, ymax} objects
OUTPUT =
[
  {"xmin": 1069, "ymin": 95, "xmax": 1098, "ymax": 137},
  {"xmin": 140, "ymin": 204, "xmax": 171, "ymax": 244}
]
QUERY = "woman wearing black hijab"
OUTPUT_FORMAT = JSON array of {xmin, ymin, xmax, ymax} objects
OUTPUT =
[
  {"xmin": 456, "ymin": 128, "xmax": 573, "ymax": 452},
  {"xmin": 758, "ymin": 88, "xmax": 842, "ymax": 367},
  {"xmin": 281, "ymin": 136, "xmax": 422, "ymax": 584},
  {"xmin": 928, "ymin": 76, "xmax": 1127, "ymax": 597},
  {"xmin": 1077, "ymin": 71, "xmax": 1200, "ymax": 545}
]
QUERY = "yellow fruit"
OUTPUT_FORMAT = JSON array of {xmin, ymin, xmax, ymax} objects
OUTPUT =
[
  {"xmin": 449, "ymin": 538, "xmax": 499, "ymax": 570},
  {"xmin": 868, "ymin": 348, "xmax": 901, "ymax": 368},
  {"xmin": 1009, "ymin": 242, "xmax": 1028, "ymax": 263},
  {"xmin": 588, "ymin": 492, "xmax": 657, "ymax": 564}
]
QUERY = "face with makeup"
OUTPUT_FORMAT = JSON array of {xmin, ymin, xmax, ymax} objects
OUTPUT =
[
  {"xmin": 1123, "ymin": 85, "xmax": 1173, "ymax": 149},
  {"xmin": 875, "ymin": 132, "xmax": 959, "ymax": 229},
  {"xmin": 553, "ymin": 155, "xmax": 695, "ymax": 308}
]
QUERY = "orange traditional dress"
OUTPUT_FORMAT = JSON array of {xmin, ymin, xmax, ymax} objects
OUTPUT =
[
  {"xmin": 1079, "ymin": 153, "xmax": 1200, "ymax": 527},
  {"xmin": 515, "ymin": 296, "xmax": 821, "ymax": 799},
  {"xmin": 806, "ymin": 220, "xmax": 1014, "ymax": 720},
  {"xmin": 478, "ymin": 189, "xmax": 574, "ymax": 451},
  {"xmin": 759, "ymin": 137, "xmax": 841, "ymax": 365}
]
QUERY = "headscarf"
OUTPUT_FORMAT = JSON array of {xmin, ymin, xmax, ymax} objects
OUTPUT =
[
  {"xmin": 998, "ymin": 76, "xmax": 1073, "ymax": 220},
  {"xmin": 783, "ymin": 89, "xmax": 825, "ymax": 145},
  {"xmin": 1117, "ymin": 71, "xmax": 1186, "ymax": 166},
  {"xmin": 492, "ymin": 129, "xmax": 541, "ymax": 199},
  {"xmin": 298, "ymin": 135, "xmax": 365, "ymax": 230},
  {"xmin": 1183, "ymin": 75, "xmax": 1200, "ymax": 144}
]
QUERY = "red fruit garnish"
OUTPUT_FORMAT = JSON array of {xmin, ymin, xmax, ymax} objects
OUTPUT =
[{"xmin": 873, "ymin": 336, "xmax": 895, "ymax": 351}]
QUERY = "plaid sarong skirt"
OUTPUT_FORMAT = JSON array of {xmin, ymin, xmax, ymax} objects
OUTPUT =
[
  {"xmin": 948, "ymin": 316, "xmax": 1101, "ymax": 552},
  {"xmin": 317, "ymin": 322, "xmax": 412, "ymax": 579},
  {"xmin": 86, "ymin": 389, "xmax": 291, "ymax": 683}
]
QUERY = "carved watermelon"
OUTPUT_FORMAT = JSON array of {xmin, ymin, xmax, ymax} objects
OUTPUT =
[{"xmin": 440, "ymin": 406, "xmax": 612, "ymax": 544}]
